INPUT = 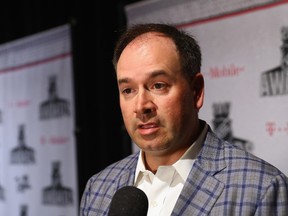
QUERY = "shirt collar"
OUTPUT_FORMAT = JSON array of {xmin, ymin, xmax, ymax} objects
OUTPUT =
[
  {"xmin": 174, "ymin": 122, "xmax": 208, "ymax": 180},
  {"xmin": 134, "ymin": 121, "xmax": 208, "ymax": 182}
]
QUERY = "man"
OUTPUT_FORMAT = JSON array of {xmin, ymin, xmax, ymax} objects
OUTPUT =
[{"xmin": 80, "ymin": 23, "xmax": 288, "ymax": 215}]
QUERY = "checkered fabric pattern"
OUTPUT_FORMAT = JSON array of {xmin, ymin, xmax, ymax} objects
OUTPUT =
[{"xmin": 80, "ymin": 125, "xmax": 288, "ymax": 216}]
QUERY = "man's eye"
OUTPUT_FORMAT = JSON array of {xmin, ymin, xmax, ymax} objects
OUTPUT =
[
  {"xmin": 153, "ymin": 83, "xmax": 166, "ymax": 89},
  {"xmin": 122, "ymin": 88, "xmax": 132, "ymax": 94}
]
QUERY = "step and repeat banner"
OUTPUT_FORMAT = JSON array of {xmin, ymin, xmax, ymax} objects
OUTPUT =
[
  {"xmin": 126, "ymin": 0, "xmax": 288, "ymax": 176},
  {"xmin": 0, "ymin": 25, "xmax": 78, "ymax": 216}
]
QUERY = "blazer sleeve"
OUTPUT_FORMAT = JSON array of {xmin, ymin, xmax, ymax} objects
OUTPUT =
[{"xmin": 254, "ymin": 173, "xmax": 288, "ymax": 216}]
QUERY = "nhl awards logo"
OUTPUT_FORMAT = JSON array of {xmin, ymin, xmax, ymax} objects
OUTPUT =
[
  {"xmin": 42, "ymin": 161, "xmax": 73, "ymax": 206},
  {"xmin": 10, "ymin": 124, "xmax": 35, "ymax": 164},
  {"xmin": 39, "ymin": 75, "xmax": 70, "ymax": 120},
  {"xmin": 260, "ymin": 26, "xmax": 288, "ymax": 96},
  {"xmin": 212, "ymin": 102, "xmax": 253, "ymax": 152}
]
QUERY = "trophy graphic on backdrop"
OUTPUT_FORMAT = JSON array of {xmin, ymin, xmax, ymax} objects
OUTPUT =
[
  {"xmin": 260, "ymin": 26, "xmax": 288, "ymax": 96},
  {"xmin": 212, "ymin": 102, "xmax": 253, "ymax": 152},
  {"xmin": 10, "ymin": 124, "xmax": 35, "ymax": 164},
  {"xmin": 42, "ymin": 161, "xmax": 73, "ymax": 206},
  {"xmin": 39, "ymin": 75, "xmax": 70, "ymax": 120}
]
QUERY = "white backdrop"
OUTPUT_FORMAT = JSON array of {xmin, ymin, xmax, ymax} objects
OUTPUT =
[
  {"xmin": 126, "ymin": 0, "xmax": 288, "ymax": 176},
  {"xmin": 0, "ymin": 24, "xmax": 78, "ymax": 216}
]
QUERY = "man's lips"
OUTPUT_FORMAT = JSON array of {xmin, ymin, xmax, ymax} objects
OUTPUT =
[
  {"xmin": 138, "ymin": 123, "xmax": 158, "ymax": 129},
  {"xmin": 137, "ymin": 122, "xmax": 159, "ymax": 135}
]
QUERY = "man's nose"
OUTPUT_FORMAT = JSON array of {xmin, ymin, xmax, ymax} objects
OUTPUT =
[{"xmin": 134, "ymin": 90, "xmax": 156, "ymax": 119}]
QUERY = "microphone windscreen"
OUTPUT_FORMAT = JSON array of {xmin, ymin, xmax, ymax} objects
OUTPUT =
[{"xmin": 108, "ymin": 186, "xmax": 148, "ymax": 216}]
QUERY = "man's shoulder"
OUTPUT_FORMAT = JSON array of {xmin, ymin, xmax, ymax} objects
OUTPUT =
[
  {"xmin": 205, "ymin": 129, "xmax": 285, "ymax": 179},
  {"xmin": 103, "ymin": 153, "xmax": 139, "ymax": 174},
  {"xmin": 87, "ymin": 152, "xmax": 139, "ymax": 185},
  {"xmin": 220, "ymin": 138, "xmax": 287, "ymax": 185}
]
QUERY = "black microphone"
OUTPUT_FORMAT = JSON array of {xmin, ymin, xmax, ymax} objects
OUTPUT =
[{"xmin": 108, "ymin": 186, "xmax": 148, "ymax": 216}]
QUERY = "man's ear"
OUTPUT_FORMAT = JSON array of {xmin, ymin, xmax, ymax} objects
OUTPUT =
[{"xmin": 192, "ymin": 73, "xmax": 204, "ymax": 110}]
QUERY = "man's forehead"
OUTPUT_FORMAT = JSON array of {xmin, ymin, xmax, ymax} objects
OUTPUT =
[{"xmin": 128, "ymin": 32, "xmax": 172, "ymax": 47}]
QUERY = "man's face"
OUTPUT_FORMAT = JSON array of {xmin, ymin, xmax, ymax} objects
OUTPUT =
[{"xmin": 116, "ymin": 33, "xmax": 204, "ymax": 157}]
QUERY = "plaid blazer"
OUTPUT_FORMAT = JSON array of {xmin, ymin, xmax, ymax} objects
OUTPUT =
[{"xmin": 80, "ymin": 127, "xmax": 288, "ymax": 216}]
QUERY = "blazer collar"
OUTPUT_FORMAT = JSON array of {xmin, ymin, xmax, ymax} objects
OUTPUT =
[{"xmin": 172, "ymin": 127, "xmax": 226, "ymax": 215}]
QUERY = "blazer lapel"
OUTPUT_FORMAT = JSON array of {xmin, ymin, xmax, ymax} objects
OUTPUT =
[
  {"xmin": 172, "ymin": 130, "xmax": 226, "ymax": 215},
  {"xmin": 113, "ymin": 153, "xmax": 139, "ymax": 189}
]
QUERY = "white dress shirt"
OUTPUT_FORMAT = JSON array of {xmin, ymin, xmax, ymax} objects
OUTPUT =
[{"xmin": 134, "ymin": 123, "xmax": 208, "ymax": 216}]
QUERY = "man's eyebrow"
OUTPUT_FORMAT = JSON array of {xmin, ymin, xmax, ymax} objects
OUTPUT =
[
  {"xmin": 118, "ymin": 77, "xmax": 131, "ymax": 85},
  {"xmin": 150, "ymin": 70, "xmax": 168, "ymax": 78},
  {"xmin": 118, "ymin": 70, "xmax": 169, "ymax": 85}
]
